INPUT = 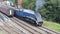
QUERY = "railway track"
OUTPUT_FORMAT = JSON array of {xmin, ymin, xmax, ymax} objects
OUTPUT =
[
  {"xmin": 11, "ymin": 17, "xmax": 60, "ymax": 34},
  {"xmin": 38, "ymin": 26, "xmax": 60, "ymax": 34},
  {"xmin": 2, "ymin": 18, "xmax": 31, "ymax": 34},
  {"xmin": 0, "ymin": 21, "xmax": 10, "ymax": 34},
  {"xmin": 0, "ymin": 26, "xmax": 9, "ymax": 34},
  {"xmin": 11, "ymin": 17, "xmax": 42, "ymax": 34},
  {"xmin": 0, "ymin": 12, "xmax": 32, "ymax": 34},
  {"xmin": 0, "ymin": 12, "xmax": 60, "ymax": 34},
  {"xmin": 0, "ymin": 18, "xmax": 30, "ymax": 34},
  {"xmin": 0, "ymin": 19, "xmax": 19, "ymax": 34}
]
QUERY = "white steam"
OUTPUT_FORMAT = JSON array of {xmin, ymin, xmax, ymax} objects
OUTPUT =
[{"xmin": 35, "ymin": 0, "xmax": 46, "ymax": 11}]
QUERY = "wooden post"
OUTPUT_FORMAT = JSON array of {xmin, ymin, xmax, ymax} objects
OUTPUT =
[{"xmin": 18, "ymin": 0, "xmax": 22, "ymax": 8}]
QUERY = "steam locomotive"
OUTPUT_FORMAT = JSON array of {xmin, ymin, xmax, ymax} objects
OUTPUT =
[
  {"xmin": 14, "ymin": 9, "xmax": 43, "ymax": 26},
  {"xmin": 0, "ymin": 1, "xmax": 43, "ymax": 26}
]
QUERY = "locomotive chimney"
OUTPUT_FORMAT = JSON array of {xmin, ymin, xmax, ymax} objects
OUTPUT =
[{"xmin": 18, "ymin": 0, "xmax": 22, "ymax": 8}]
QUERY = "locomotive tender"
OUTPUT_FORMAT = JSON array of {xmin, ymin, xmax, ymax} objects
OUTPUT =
[
  {"xmin": 0, "ymin": 3, "xmax": 14, "ymax": 16},
  {"xmin": 0, "ymin": 1, "xmax": 14, "ymax": 16}
]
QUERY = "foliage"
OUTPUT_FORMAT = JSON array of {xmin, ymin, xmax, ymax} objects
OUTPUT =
[
  {"xmin": 22, "ymin": 0, "xmax": 35, "ymax": 10},
  {"xmin": 43, "ymin": 0, "xmax": 60, "ymax": 23},
  {"xmin": 8, "ymin": 0, "xmax": 60, "ymax": 23}
]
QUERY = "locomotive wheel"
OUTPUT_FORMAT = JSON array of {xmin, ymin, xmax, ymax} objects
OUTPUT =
[
  {"xmin": 37, "ymin": 22, "xmax": 43, "ymax": 26},
  {"xmin": 37, "ymin": 24, "xmax": 42, "ymax": 26},
  {"xmin": 34, "ymin": 22, "xmax": 43, "ymax": 27}
]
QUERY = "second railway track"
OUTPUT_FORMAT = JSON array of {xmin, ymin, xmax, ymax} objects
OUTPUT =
[
  {"xmin": 11, "ymin": 17, "xmax": 50, "ymax": 34},
  {"xmin": 10, "ymin": 17, "xmax": 60, "ymax": 34},
  {"xmin": 3, "ymin": 18, "xmax": 32, "ymax": 34},
  {"xmin": 38, "ymin": 26, "xmax": 60, "ymax": 34},
  {"xmin": 11, "ymin": 17, "xmax": 42, "ymax": 34}
]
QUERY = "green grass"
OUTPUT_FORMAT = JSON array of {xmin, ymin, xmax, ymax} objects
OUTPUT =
[{"xmin": 43, "ymin": 21, "xmax": 60, "ymax": 32}]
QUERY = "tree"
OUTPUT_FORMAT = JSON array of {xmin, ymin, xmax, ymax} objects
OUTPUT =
[
  {"xmin": 22, "ymin": 0, "xmax": 35, "ymax": 10},
  {"xmin": 41, "ymin": 0, "xmax": 60, "ymax": 23}
]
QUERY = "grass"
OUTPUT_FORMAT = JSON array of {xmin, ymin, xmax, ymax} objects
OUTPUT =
[{"xmin": 43, "ymin": 21, "xmax": 60, "ymax": 32}]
